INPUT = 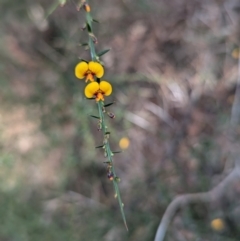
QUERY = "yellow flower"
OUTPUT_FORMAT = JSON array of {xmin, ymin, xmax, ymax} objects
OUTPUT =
[
  {"xmin": 211, "ymin": 218, "xmax": 224, "ymax": 231},
  {"xmin": 232, "ymin": 48, "xmax": 240, "ymax": 59},
  {"xmin": 75, "ymin": 61, "xmax": 104, "ymax": 82},
  {"xmin": 85, "ymin": 81, "xmax": 112, "ymax": 101},
  {"xmin": 119, "ymin": 137, "xmax": 130, "ymax": 149}
]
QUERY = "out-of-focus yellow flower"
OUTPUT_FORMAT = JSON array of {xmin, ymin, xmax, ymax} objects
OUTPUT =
[
  {"xmin": 211, "ymin": 218, "xmax": 224, "ymax": 231},
  {"xmin": 232, "ymin": 48, "xmax": 240, "ymax": 59},
  {"xmin": 119, "ymin": 137, "xmax": 130, "ymax": 149},
  {"xmin": 75, "ymin": 61, "xmax": 104, "ymax": 82},
  {"xmin": 85, "ymin": 81, "xmax": 112, "ymax": 101}
]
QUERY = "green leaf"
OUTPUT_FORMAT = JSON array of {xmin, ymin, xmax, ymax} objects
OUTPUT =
[
  {"xmin": 95, "ymin": 145, "xmax": 104, "ymax": 149},
  {"xmin": 93, "ymin": 19, "xmax": 100, "ymax": 23},
  {"xmin": 44, "ymin": 0, "xmax": 60, "ymax": 19},
  {"xmin": 89, "ymin": 115, "xmax": 100, "ymax": 119},
  {"xmin": 97, "ymin": 49, "xmax": 111, "ymax": 57},
  {"xmin": 112, "ymin": 151, "xmax": 122, "ymax": 154},
  {"xmin": 103, "ymin": 161, "xmax": 110, "ymax": 164},
  {"xmin": 86, "ymin": 23, "xmax": 92, "ymax": 33},
  {"xmin": 78, "ymin": 58, "xmax": 88, "ymax": 62},
  {"xmin": 79, "ymin": 43, "xmax": 89, "ymax": 46},
  {"xmin": 104, "ymin": 102, "xmax": 114, "ymax": 107}
]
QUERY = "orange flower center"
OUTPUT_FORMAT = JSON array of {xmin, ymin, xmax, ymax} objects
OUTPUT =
[
  {"xmin": 85, "ymin": 71, "xmax": 94, "ymax": 82},
  {"xmin": 95, "ymin": 91, "xmax": 104, "ymax": 101}
]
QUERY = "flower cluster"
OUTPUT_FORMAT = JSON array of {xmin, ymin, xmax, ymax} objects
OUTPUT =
[{"xmin": 75, "ymin": 61, "xmax": 112, "ymax": 102}]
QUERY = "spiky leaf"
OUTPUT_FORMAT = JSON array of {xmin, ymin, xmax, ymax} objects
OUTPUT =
[
  {"xmin": 80, "ymin": 43, "xmax": 89, "ymax": 46},
  {"xmin": 86, "ymin": 23, "xmax": 92, "ymax": 33},
  {"xmin": 78, "ymin": 58, "xmax": 88, "ymax": 62},
  {"xmin": 97, "ymin": 49, "xmax": 111, "ymax": 57},
  {"xmin": 104, "ymin": 102, "xmax": 114, "ymax": 107},
  {"xmin": 93, "ymin": 19, "xmax": 99, "ymax": 23},
  {"xmin": 90, "ymin": 115, "xmax": 100, "ymax": 119},
  {"xmin": 95, "ymin": 145, "xmax": 104, "ymax": 149}
]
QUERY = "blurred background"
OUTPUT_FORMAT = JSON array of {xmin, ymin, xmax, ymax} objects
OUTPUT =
[{"xmin": 1, "ymin": 0, "xmax": 240, "ymax": 240}]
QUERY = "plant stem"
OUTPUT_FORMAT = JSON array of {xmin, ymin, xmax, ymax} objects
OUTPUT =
[
  {"xmin": 84, "ymin": 2, "xmax": 128, "ymax": 230},
  {"xmin": 97, "ymin": 101, "xmax": 128, "ymax": 230}
]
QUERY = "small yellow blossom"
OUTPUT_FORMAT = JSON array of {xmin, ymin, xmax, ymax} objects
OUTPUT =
[
  {"xmin": 85, "ymin": 81, "xmax": 112, "ymax": 101},
  {"xmin": 232, "ymin": 48, "xmax": 240, "ymax": 59},
  {"xmin": 211, "ymin": 218, "xmax": 224, "ymax": 231},
  {"xmin": 119, "ymin": 137, "xmax": 130, "ymax": 149},
  {"xmin": 75, "ymin": 61, "xmax": 104, "ymax": 82}
]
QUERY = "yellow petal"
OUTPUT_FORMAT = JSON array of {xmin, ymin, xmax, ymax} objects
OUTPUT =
[
  {"xmin": 84, "ymin": 82, "xmax": 99, "ymax": 98},
  {"xmin": 88, "ymin": 61, "xmax": 104, "ymax": 78},
  {"xmin": 100, "ymin": 81, "xmax": 112, "ymax": 96},
  {"xmin": 75, "ymin": 62, "xmax": 88, "ymax": 79}
]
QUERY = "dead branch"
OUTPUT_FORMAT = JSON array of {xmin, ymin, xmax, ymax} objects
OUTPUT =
[
  {"xmin": 154, "ymin": 45, "xmax": 240, "ymax": 241},
  {"xmin": 154, "ymin": 167, "xmax": 240, "ymax": 241}
]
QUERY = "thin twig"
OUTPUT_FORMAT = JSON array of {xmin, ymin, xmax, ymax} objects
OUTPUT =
[
  {"xmin": 154, "ymin": 168, "xmax": 240, "ymax": 241},
  {"xmin": 230, "ymin": 45, "xmax": 240, "ymax": 128},
  {"xmin": 154, "ymin": 46, "xmax": 240, "ymax": 241}
]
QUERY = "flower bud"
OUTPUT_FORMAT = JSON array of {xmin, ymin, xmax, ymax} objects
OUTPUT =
[
  {"xmin": 83, "ymin": 3, "xmax": 91, "ymax": 12},
  {"xmin": 107, "ymin": 172, "xmax": 114, "ymax": 181},
  {"xmin": 114, "ymin": 177, "xmax": 121, "ymax": 182},
  {"xmin": 89, "ymin": 33, "xmax": 98, "ymax": 44},
  {"xmin": 107, "ymin": 112, "xmax": 115, "ymax": 119}
]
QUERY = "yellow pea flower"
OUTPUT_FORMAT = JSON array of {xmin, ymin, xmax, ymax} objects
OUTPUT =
[
  {"xmin": 75, "ymin": 61, "xmax": 104, "ymax": 82},
  {"xmin": 119, "ymin": 137, "xmax": 130, "ymax": 149},
  {"xmin": 85, "ymin": 81, "xmax": 112, "ymax": 101}
]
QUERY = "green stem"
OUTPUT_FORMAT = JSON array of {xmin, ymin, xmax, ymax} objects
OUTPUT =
[
  {"xmin": 97, "ymin": 101, "xmax": 128, "ymax": 230},
  {"xmin": 86, "ymin": 12, "xmax": 97, "ymax": 61},
  {"xmin": 84, "ymin": 2, "xmax": 128, "ymax": 230},
  {"xmin": 89, "ymin": 38, "xmax": 97, "ymax": 61}
]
